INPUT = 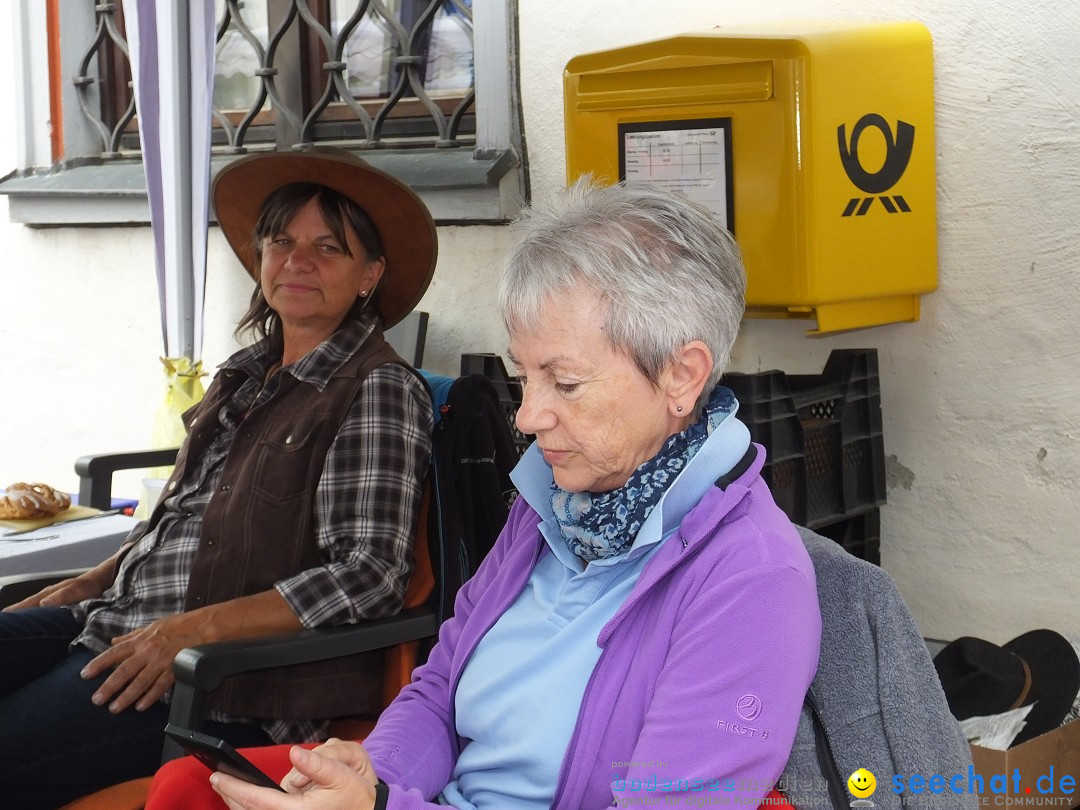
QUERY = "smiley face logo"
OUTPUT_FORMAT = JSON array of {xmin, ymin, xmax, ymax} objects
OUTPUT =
[{"xmin": 847, "ymin": 768, "xmax": 876, "ymax": 798}]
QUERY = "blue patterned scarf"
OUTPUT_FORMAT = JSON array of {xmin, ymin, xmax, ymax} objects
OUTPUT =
[{"xmin": 550, "ymin": 385, "xmax": 736, "ymax": 563}]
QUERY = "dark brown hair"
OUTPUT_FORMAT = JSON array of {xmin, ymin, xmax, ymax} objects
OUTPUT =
[{"xmin": 234, "ymin": 182, "xmax": 385, "ymax": 342}]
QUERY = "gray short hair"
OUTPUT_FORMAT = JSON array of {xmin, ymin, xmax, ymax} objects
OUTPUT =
[{"xmin": 499, "ymin": 178, "xmax": 746, "ymax": 407}]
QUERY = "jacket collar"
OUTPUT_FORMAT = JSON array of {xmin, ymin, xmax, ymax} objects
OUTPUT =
[{"xmin": 221, "ymin": 315, "xmax": 378, "ymax": 393}]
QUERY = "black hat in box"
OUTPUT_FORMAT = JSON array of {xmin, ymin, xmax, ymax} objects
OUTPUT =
[{"xmin": 933, "ymin": 629, "xmax": 1079, "ymax": 746}]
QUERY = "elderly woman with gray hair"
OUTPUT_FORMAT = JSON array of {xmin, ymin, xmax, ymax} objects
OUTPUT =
[{"xmin": 149, "ymin": 180, "xmax": 821, "ymax": 810}]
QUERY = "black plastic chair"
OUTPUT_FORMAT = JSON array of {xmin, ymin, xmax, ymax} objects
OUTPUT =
[{"xmin": 75, "ymin": 448, "xmax": 180, "ymax": 511}]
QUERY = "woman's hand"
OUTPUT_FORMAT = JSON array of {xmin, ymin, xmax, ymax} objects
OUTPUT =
[
  {"xmin": 2, "ymin": 566, "xmax": 113, "ymax": 611},
  {"xmin": 281, "ymin": 738, "xmax": 377, "ymax": 794},
  {"xmin": 80, "ymin": 611, "xmax": 209, "ymax": 713},
  {"xmin": 212, "ymin": 745, "xmax": 377, "ymax": 810},
  {"xmin": 81, "ymin": 588, "xmax": 302, "ymax": 714}
]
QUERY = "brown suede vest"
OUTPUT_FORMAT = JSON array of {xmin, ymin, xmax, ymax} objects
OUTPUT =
[{"xmin": 138, "ymin": 328, "xmax": 417, "ymax": 721}]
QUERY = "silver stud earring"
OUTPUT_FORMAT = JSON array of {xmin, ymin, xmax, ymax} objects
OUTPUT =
[
  {"xmin": 359, "ymin": 290, "xmax": 368, "ymax": 298},
  {"xmin": 676, "ymin": 405, "xmax": 684, "ymax": 413}
]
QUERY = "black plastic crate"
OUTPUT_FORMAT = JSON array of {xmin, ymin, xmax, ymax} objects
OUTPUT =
[
  {"xmin": 720, "ymin": 349, "xmax": 885, "ymax": 529},
  {"xmin": 814, "ymin": 508, "xmax": 881, "ymax": 565}
]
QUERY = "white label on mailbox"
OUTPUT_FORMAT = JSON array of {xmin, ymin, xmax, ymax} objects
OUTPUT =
[{"xmin": 620, "ymin": 119, "xmax": 733, "ymax": 232}]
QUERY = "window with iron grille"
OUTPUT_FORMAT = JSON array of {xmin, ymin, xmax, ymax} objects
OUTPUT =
[{"xmin": 1, "ymin": 0, "xmax": 525, "ymax": 225}]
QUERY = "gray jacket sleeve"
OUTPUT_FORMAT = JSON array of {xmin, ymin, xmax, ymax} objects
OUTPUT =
[{"xmin": 782, "ymin": 528, "xmax": 977, "ymax": 809}]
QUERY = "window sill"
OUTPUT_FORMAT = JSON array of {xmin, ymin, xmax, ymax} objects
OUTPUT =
[{"xmin": 0, "ymin": 147, "xmax": 522, "ymax": 227}]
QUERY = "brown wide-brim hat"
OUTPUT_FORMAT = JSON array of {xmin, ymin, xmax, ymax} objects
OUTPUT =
[{"xmin": 212, "ymin": 146, "xmax": 437, "ymax": 329}]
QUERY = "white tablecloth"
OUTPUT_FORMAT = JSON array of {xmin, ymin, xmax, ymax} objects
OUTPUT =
[{"xmin": 0, "ymin": 514, "xmax": 137, "ymax": 578}]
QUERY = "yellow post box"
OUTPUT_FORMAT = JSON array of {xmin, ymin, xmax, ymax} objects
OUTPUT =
[{"xmin": 564, "ymin": 21, "xmax": 937, "ymax": 334}]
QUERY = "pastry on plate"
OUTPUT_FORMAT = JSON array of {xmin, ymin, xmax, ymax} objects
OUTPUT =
[{"xmin": 0, "ymin": 482, "xmax": 72, "ymax": 520}]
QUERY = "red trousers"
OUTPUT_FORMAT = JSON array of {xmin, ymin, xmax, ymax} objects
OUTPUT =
[{"xmin": 146, "ymin": 743, "xmax": 311, "ymax": 810}]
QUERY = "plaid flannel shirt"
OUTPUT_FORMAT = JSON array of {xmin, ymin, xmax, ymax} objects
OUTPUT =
[{"xmin": 71, "ymin": 316, "xmax": 432, "ymax": 742}]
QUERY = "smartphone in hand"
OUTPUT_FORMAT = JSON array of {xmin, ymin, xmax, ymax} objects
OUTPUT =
[{"xmin": 164, "ymin": 723, "xmax": 285, "ymax": 792}]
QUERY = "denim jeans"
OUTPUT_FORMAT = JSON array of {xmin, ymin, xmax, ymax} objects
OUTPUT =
[{"xmin": 0, "ymin": 607, "xmax": 272, "ymax": 809}]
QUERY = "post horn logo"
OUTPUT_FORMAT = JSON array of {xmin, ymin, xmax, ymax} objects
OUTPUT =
[{"xmin": 838, "ymin": 113, "xmax": 915, "ymax": 217}]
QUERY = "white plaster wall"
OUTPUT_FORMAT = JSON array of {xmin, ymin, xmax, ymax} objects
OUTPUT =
[
  {"xmin": 516, "ymin": 0, "xmax": 1080, "ymax": 645},
  {"xmin": 0, "ymin": 216, "xmax": 511, "ymax": 500},
  {"xmin": 2, "ymin": 1, "xmax": 1079, "ymax": 645}
]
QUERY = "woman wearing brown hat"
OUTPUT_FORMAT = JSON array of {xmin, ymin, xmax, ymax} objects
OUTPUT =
[{"xmin": 0, "ymin": 148, "xmax": 437, "ymax": 808}]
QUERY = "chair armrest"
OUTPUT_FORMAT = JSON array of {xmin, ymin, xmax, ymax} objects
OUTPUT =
[
  {"xmin": 75, "ymin": 449, "xmax": 180, "ymax": 510},
  {"xmin": 172, "ymin": 608, "xmax": 439, "ymax": 691},
  {"xmin": 163, "ymin": 607, "xmax": 439, "ymax": 761},
  {"xmin": 0, "ymin": 569, "xmax": 89, "ymax": 609}
]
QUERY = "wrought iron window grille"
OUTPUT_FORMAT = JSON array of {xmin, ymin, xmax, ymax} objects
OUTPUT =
[{"xmin": 76, "ymin": 0, "xmax": 477, "ymax": 157}]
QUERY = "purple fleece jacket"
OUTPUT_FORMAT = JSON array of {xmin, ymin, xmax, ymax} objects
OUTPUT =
[{"xmin": 364, "ymin": 447, "xmax": 821, "ymax": 809}]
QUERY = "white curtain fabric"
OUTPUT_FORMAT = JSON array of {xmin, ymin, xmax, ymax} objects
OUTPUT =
[{"xmin": 125, "ymin": 0, "xmax": 216, "ymax": 361}]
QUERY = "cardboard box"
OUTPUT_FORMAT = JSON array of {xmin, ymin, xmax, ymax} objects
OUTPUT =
[{"xmin": 970, "ymin": 719, "xmax": 1080, "ymax": 804}]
